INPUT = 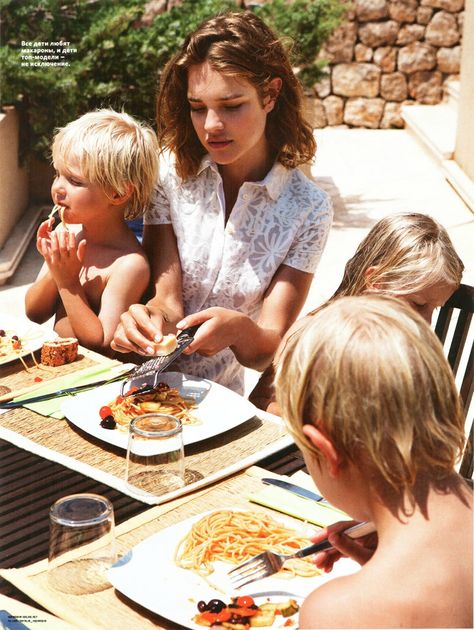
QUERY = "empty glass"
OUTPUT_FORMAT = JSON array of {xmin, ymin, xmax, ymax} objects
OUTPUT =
[
  {"xmin": 125, "ymin": 413, "xmax": 185, "ymax": 499},
  {"xmin": 48, "ymin": 493, "xmax": 116, "ymax": 594}
]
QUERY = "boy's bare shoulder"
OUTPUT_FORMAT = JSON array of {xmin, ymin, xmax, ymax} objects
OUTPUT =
[{"xmin": 299, "ymin": 572, "xmax": 367, "ymax": 629}]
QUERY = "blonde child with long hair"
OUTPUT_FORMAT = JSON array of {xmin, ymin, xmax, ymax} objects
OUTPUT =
[
  {"xmin": 112, "ymin": 10, "xmax": 332, "ymax": 393},
  {"xmin": 276, "ymin": 294, "xmax": 472, "ymax": 629},
  {"xmin": 25, "ymin": 109, "xmax": 159, "ymax": 355},
  {"xmin": 250, "ymin": 212, "xmax": 464, "ymax": 411}
]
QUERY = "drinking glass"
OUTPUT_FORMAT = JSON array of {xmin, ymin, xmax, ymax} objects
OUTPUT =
[
  {"xmin": 48, "ymin": 493, "xmax": 116, "ymax": 595},
  {"xmin": 125, "ymin": 413, "xmax": 185, "ymax": 498}
]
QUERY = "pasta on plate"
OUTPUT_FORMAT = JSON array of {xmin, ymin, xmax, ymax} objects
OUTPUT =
[
  {"xmin": 175, "ymin": 510, "xmax": 321, "ymax": 579},
  {"xmin": 107, "ymin": 382, "xmax": 200, "ymax": 431}
]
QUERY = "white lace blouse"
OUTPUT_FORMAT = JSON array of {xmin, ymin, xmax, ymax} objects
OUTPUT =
[{"xmin": 145, "ymin": 153, "xmax": 332, "ymax": 393}]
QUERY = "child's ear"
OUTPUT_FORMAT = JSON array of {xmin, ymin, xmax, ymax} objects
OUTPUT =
[
  {"xmin": 302, "ymin": 424, "xmax": 342, "ymax": 477},
  {"xmin": 364, "ymin": 265, "xmax": 379, "ymax": 290},
  {"xmin": 110, "ymin": 183, "xmax": 134, "ymax": 206}
]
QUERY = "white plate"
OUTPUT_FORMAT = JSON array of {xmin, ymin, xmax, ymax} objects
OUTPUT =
[
  {"xmin": 0, "ymin": 316, "xmax": 57, "ymax": 366},
  {"xmin": 61, "ymin": 372, "xmax": 257, "ymax": 449},
  {"xmin": 108, "ymin": 509, "xmax": 360, "ymax": 629}
]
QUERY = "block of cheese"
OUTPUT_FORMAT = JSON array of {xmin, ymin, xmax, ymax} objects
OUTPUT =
[{"xmin": 150, "ymin": 334, "xmax": 177, "ymax": 356}]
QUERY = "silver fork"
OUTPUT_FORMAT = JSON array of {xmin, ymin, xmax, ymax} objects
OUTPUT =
[{"xmin": 228, "ymin": 521, "xmax": 376, "ymax": 589}]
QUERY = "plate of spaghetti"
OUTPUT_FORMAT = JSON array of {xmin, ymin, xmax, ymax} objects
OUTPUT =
[
  {"xmin": 61, "ymin": 372, "xmax": 257, "ymax": 450},
  {"xmin": 108, "ymin": 508, "xmax": 359, "ymax": 629},
  {"xmin": 0, "ymin": 316, "xmax": 57, "ymax": 367}
]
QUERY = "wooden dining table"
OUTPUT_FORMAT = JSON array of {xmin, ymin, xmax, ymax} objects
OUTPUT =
[{"xmin": 0, "ymin": 344, "xmax": 308, "ymax": 626}]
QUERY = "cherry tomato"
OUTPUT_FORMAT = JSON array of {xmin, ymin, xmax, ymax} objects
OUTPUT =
[
  {"xmin": 99, "ymin": 406, "xmax": 113, "ymax": 420},
  {"xmin": 236, "ymin": 596, "xmax": 255, "ymax": 608}
]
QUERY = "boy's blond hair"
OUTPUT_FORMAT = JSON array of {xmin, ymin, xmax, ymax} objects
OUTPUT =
[
  {"xmin": 52, "ymin": 109, "xmax": 159, "ymax": 219},
  {"xmin": 332, "ymin": 212, "xmax": 464, "ymax": 299},
  {"xmin": 276, "ymin": 295, "xmax": 465, "ymax": 494}
]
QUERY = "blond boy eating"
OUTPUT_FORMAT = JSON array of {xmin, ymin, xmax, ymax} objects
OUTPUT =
[
  {"xmin": 25, "ymin": 109, "xmax": 159, "ymax": 355},
  {"xmin": 276, "ymin": 295, "xmax": 472, "ymax": 629}
]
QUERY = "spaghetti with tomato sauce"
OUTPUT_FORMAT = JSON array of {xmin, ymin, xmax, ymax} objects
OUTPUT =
[{"xmin": 99, "ymin": 382, "xmax": 199, "ymax": 431}]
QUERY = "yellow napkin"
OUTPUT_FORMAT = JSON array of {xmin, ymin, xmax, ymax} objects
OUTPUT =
[
  {"xmin": 249, "ymin": 472, "xmax": 351, "ymax": 528},
  {"xmin": 14, "ymin": 363, "xmax": 131, "ymax": 419}
]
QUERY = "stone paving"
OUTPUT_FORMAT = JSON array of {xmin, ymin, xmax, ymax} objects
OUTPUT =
[{"xmin": 1, "ymin": 127, "xmax": 473, "ymax": 392}]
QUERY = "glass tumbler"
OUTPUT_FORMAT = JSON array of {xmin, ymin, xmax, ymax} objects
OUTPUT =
[
  {"xmin": 125, "ymin": 413, "xmax": 185, "ymax": 498},
  {"xmin": 48, "ymin": 493, "xmax": 116, "ymax": 595}
]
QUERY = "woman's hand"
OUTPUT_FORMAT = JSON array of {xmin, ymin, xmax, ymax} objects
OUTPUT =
[
  {"xmin": 177, "ymin": 307, "xmax": 246, "ymax": 357},
  {"xmin": 111, "ymin": 304, "xmax": 167, "ymax": 355},
  {"xmin": 311, "ymin": 520, "xmax": 378, "ymax": 572}
]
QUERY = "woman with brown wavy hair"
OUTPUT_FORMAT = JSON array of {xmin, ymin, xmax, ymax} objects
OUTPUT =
[{"xmin": 112, "ymin": 10, "xmax": 332, "ymax": 393}]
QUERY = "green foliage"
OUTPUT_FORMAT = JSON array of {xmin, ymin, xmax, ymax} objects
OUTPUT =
[
  {"xmin": 0, "ymin": 0, "xmax": 347, "ymax": 161},
  {"xmin": 255, "ymin": 0, "xmax": 348, "ymax": 83}
]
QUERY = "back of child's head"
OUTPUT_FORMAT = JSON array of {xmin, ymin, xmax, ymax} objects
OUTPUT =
[
  {"xmin": 276, "ymin": 295, "xmax": 465, "ymax": 496},
  {"xmin": 157, "ymin": 10, "xmax": 315, "ymax": 179},
  {"xmin": 333, "ymin": 212, "xmax": 464, "ymax": 298},
  {"xmin": 52, "ymin": 109, "xmax": 159, "ymax": 219}
]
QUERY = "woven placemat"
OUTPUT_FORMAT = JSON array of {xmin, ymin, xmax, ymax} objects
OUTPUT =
[
  {"xmin": 0, "ymin": 353, "xmax": 292, "ymax": 503},
  {"xmin": 0, "ymin": 467, "xmax": 302, "ymax": 630},
  {"xmin": 0, "ymin": 347, "xmax": 120, "ymax": 400}
]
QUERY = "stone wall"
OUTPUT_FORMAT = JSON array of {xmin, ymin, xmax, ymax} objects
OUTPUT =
[{"xmin": 309, "ymin": 0, "xmax": 464, "ymax": 129}]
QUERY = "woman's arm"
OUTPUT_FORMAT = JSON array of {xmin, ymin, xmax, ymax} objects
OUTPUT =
[
  {"xmin": 177, "ymin": 264, "xmax": 313, "ymax": 371},
  {"xmin": 111, "ymin": 224, "xmax": 184, "ymax": 354}
]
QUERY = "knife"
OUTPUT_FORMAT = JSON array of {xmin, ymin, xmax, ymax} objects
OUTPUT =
[
  {"xmin": 262, "ymin": 477, "xmax": 327, "ymax": 503},
  {"xmin": 0, "ymin": 371, "xmax": 130, "ymax": 409}
]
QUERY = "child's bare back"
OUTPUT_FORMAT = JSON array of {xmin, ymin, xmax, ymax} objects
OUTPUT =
[{"xmin": 300, "ymin": 479, "xmax": 472, "ymax": 628}]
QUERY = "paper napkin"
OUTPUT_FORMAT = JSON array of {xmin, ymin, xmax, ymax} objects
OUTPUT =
[
  {"xmin": 14, "ymin": 363, "xmax": 131, "ymax": 419},
  {"xmin": 249, "ymin": 472, "xmax": 351, "ymax": 528}
]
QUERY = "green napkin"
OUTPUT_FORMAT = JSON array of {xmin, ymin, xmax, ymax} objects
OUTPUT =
[
  {"xmin": 249, "ymin": 474, "xmax": 351, "ymax": 528},
  {"xmin": 14, "ymin": 363, "xmax": 130, "ymax": 419}
]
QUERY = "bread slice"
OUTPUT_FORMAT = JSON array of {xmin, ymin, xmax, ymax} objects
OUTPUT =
[{"xmin": 150, "ymin": 333, "xmax": 177, "ymax": 356}]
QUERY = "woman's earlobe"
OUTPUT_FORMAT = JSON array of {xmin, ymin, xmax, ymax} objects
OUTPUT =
[{"xmin": 264, "ymin": 77, "xmax": 282, "ymax": 112}]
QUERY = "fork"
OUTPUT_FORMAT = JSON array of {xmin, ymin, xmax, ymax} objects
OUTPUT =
[{"xmin": 228, "ymin": 520, "xmax": 376, "ymax": 589}]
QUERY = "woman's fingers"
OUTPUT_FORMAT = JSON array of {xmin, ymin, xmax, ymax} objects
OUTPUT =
[{"xmin": 111, "ymin": 305, "xmax": 164, "ymax": 355}]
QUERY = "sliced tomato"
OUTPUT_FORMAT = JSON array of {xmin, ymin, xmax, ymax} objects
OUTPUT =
[{"xmin": 215, "ymin": 609, "xmax": 232, "ymax": 623}]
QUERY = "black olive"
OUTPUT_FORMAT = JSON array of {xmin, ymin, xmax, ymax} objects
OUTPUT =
[
  {"xmin": 12, "ymin": 335, "xmax": 19, "ymax": 340},
  {"xmin": 207, "ymin": 599, "xmax": 226, "ymax": 613},
  {"xmin": 197, "ymin": 601, "xmax": 207, "ymax": 612},
  {"xmin": 0, "ymin": 330, "xmax": 5, "ymax": 336},
  {"xmin": 100, "ymin": 416, "xmax": 116, "ymax": 429}
]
